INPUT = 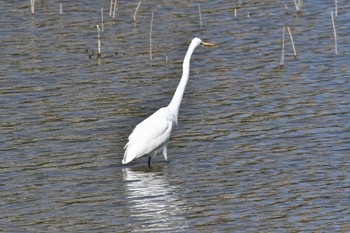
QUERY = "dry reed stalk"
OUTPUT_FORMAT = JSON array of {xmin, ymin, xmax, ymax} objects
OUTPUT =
[
  {"xmin": 109, "ymin": 0, "xmax": 113, "ymax": 18},
  {"xmin": 150, "ymin": 12, "xmax": 154, "ymax": 61},
  {"xmin": 101, "ymin": 8, "xmax": 104, "ymax": 32},
  {"xmin": 97, "ymin": 25, "xmax": 101, "ymax": 58},
  {"xmin": 234, "ymin": 8, "xmax": 237, "ymax": 18},
  {"xmin": 280, "ymin": 26, "xmax": 286, "ymax": 69},
  {"xmin": 287, "ymin": 26, "xmax": 297, "ymax": 58},
  {"xmin": 335, "ymin": 0, "xmax": 338, "ymax": 16},
  {"xmin": 112, "ymin": 0, "xmax": 117, "ymax": 19},
  {"xmin": 197, "ymin": 1, "xmax": 202, "ymax": 30},
  {"xmin": 30, "ymin": 0, "xmax": 35, "ymax": 14},
  {"xmin": 331, "ymin": 11, "xmax": 337, "ymax": 55},
  {"xmin": 294, "ymin": 0, "xmax": 302, "ymax": 14},
  {"xmin": 133, "ymin": 1, "xmax": 142, "ymax": 22},
  {"xmin": 60, "ymin": 3, "xmax": 62, "ymax": 15}
]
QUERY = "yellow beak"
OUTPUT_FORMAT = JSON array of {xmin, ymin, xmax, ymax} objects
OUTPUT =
[{"xmin": 201, "ymin": 41, "xmax": 216, "ymax": 47}]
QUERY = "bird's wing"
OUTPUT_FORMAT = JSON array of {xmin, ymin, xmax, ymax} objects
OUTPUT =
[{"xmin": 123, "ymin": 107, "xmax": 174, "ymax": 164}]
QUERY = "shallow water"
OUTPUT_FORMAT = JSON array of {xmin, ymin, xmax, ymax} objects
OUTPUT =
[{"xmin": 1, "ymin": 0, "xmax": 350, "ymax": 232}]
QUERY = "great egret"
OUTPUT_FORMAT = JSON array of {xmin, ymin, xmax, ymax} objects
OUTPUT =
[{"xmin": 122, "ymin": 37, "xmax": 215, "ymax": 166}]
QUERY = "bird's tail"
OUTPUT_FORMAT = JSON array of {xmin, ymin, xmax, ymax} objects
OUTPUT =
[{"xmin": 122, "ymin": 144, "xmax": 137, "ymax": 164}]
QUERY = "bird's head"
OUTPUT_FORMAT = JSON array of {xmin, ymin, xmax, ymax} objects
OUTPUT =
[{"xmin": 192, "ymin": 37, "xmax": 216, "ymax": 47}]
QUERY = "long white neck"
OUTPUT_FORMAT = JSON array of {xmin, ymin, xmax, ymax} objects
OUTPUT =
[{"xmin": 168, "ymin": 41, "xmax": 198, "ymax": 120}]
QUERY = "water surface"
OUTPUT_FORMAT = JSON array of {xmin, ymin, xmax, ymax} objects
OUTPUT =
[{"xmin": 1, "ymin": 0, "xmax": 350, "ymax": 232}]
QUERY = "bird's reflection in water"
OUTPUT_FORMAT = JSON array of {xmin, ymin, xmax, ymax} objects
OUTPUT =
[{"xmin": 123, "ymin": 167, "xmax": 188, "ymax": 232}]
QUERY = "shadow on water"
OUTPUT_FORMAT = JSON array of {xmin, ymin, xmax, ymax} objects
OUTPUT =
[{"xmin": 122, "ymin": 167, "xmax": 189, "ymax": 232}]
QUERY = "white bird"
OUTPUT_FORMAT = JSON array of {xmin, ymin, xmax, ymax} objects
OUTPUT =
[{"xmin": 122, "ymin": 37, "xmax": 215, "ymax": 166}]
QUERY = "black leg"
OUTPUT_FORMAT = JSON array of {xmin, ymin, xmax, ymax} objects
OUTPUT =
[{"xmin": 148, "ymin": 156, "xmax": 151, "ymax": 167}]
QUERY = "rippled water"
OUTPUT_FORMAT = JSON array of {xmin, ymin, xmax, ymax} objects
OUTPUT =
[{"xmin": 1, "ymin": 0, "xmax": 350, "ymax": 232}]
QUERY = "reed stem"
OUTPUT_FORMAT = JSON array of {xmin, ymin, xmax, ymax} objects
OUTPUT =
[
  {"xmin": 30, "ymin": 0, "xmax": 35, "ymax": 15},
  {"xmin": 150, "ymin": 12, "xmax": 154, "ymax": 61},
  {"xmin": 287, "ymin": 26, "xmax": 297, "ymax": 58},
  {"xmin": 331, "ymin": 11, "xmax": 337, "ymax": 55},
  {"xmin": 294, "ymin": 0, "xmax": 302, "ymax": 14},
  {"xmin": 60, "ymin": 3, "xmax": 62, "ymax": 15},
  {"xmin": 112, "ymin": 0, "xmax": 117, "ymax": 19},
  {"xmin": 280, "ymin": 26, "xmax": 285, "ymax": 69},
  {"xmin": 109, "ymin": 0, "xmax": 113, "ymax": 18},
  {"xmin": 101, "ymin": 8, "xmax": 104, "ymax": 32},
  {"xmin": 133, "ymin": 1, "xmax": 142, "ymax": 22},
  {"xmin": 197, "ymin": 1, "xmax": 202, "ymax": 31},
  {"xmin": 97, "ymin": 25, "xmax": 101, "ymax": 58},
  {"xmin": 335, "ymin": 0, "xmax": 338, "ymax": 16}
]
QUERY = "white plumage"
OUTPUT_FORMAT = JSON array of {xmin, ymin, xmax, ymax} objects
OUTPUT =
[
  {"xmin": 123, "ymin": 107, "xmax": 174, "ymax": 164},
  {"xmin": 122, "ymin": 37, "xmax": 215, "ymax": 166}
]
